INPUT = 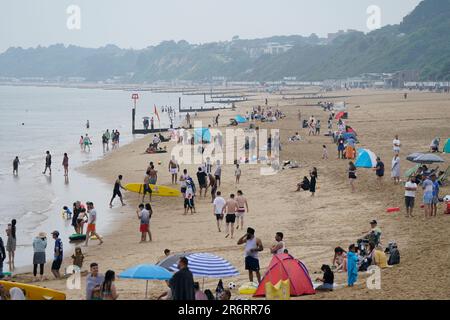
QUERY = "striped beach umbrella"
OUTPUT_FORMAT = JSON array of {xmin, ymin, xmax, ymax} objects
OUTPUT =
[{"xmin": 170, "ymin": 253, "xmax": 239, "ymax": 278}]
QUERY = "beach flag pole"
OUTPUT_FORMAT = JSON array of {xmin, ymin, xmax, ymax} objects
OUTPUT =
[{"xmin": 145, "ymin": 280, "xmax": 148, "ymax": 298}]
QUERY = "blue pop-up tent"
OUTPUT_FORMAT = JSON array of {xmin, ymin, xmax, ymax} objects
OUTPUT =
[
  {"xmin": 235, "ymin": 115, "xmax": 248, "ymax": 124},
  {"xmin": 194, "ymin": 128, "xmax": 211, "ymax": 143},
  {"xmin": 444, "ymin": 138, "xmax": 450, "ymax": 153},
  {"xmin": 355, "ymin": 149, "xmax": 377, "ymax": 168}
]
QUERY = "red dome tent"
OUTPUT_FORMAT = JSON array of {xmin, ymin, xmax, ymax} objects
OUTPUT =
[{"xmin": 253, "ymin": 254, "xmax": 315, "ymax": 297}]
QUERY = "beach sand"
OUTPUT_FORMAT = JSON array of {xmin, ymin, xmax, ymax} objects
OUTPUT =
[{"xmin": 13, "ymin": 89, "xmax": 450, "ymax": 300}]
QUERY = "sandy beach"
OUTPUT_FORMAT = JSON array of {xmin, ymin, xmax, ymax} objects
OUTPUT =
[{"xmin": 11, "ymin": 89, "xmax": 450, "ymax": 300}]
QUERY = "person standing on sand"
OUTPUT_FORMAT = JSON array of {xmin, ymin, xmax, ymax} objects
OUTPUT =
[
  {"xmin": 237, "ymin": 227, "xmax": 263, "ymax": 283},
  {"xmin": 86, "ymin": 263, "xmax": 104, "ymax": 300},
  {"xmin": 148, "ymin": 165, "xmax": 158, "ymax": 185},
  {"xmin": 393, "ymin": 135, "xmax": 401, "ymax": 155},
  {"xmin": 13, "ymin": 156, "xmax": 20, "ymax": 175},
  {"xmin": 6, "ymin": 220, "xmax": 16, "ymax": 271},
  {"xmin": 208, "ymin": 174, "xmax": 217, "ymax": 202},
  {"xmin": 50, "ymin": 231, "xmax": 63, "ymax": 279},
  {"xmin": 348, "ymin": 162, "xmax": 357, "ymax": 193},
  {"xmin": 213, "ymin": 191, "xmax": 226, "ymax": 232},
  {"xmin": 42, "ymin": 151, "xmax": 52, "ymax": 175},
  {"xmin": 32, "ymin": 232, "xmax": 47, "ymax": 282},
  {"xmin": 109, "ymin": 175, "xmax": 126, "ymax": 208},
  {"xmin": 137, "ymin": 203, "xmax": 152, "ymax": 242},
  {"xmin": 214, "ymin": 161, "xmax": 222, "ymax": 187},
  {"xmin": 374, "ymin": 157, "xmax": 385, "ymax": 188},
  {"xmin": 142, "ymin": 170, "xmax": 152, "ymax": 203},
  {"xmin": 196, "ymin": 167, "xmax": 208, "ymax": 198},
  {"xmin": 322, "ymin": 145, "xmax": 328, "ymax": 160},
  {"xmin": 169, "ymin": 156, "xmax": 180, "ymax": 184},
  {"xmin": 169, "ymin": 257, "xmax": 195, "ymax": 300},
  {"xmin": 404, "ymin": 176, "xmax": 418, "ymax": 218},
  {"xmin": 184, "ymin": 179, "xmax": 196, "ymax": 215},
  {"xmin": 337, "ymin": 137, "xmax": 345, "ymax": 159},
  {"xmin": 391, "ymin": 154, "xmax": 400, "ymax": 184},
  {"xmin": 85, "ymin": 202, "xmax": 103, "ymax": 246},
  {"xmin": 235, "ymin": 164, "xmax": 241, "ymax": 184},
  {"xmin": 235, "ymin": 190, "xmax": 249, "ymax": 230},
  {"xmin": 0, "ymin": 234, "xmax": 6, "ymax": 279},
  {"xmin": 347, "ymin": 244, "xmax": 358, "ymax": 287},
  {"xmin": 62, "ymin": 153, "xmax": 69, "ymax": 177},
  {"xmin": 431, "ymin": 174, "xmax": 439, "ymax": 217},
  {"xmin": 310, "ymin": 168, "xmax": 318, "ymax": 197},
  {"xmin": 223, "ymin": 194, "xmax": 239, "ymax": 239}
]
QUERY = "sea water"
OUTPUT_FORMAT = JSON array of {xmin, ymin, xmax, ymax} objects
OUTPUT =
[{"xmin": 0, "ymin": 85, "xmax": 219, "ymax": 271}]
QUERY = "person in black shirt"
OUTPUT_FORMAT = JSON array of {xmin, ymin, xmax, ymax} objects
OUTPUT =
[
  {"xmin": 315, "ymin": 264, "xmax": 334, "ymax": 291},
  {"xmin": 42, "ymin": 151, "xmax": 52, "ymax": 175},
  {"xmin": 374, "ymin": 157, "xmax": 385, "ymax": 188},
  {"xmin": 169, "ymin": 257, "xmax": 195, "ymax": 300},
  {"xmin": 196, "ymin": 167, "xmax": 208, "ymax": 198},
  {"xmin": 109, "ymin": 175, "xmax": 126, "ymax": 208}
]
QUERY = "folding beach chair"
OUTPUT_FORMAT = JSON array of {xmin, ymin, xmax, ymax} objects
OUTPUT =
[
  {"xmin": 437, "ymin": 165, "xmax": 450, "ymax": 186},
  {"xmin": 404, "ymin": 164, "xmax": 420, "ymax": 179}
]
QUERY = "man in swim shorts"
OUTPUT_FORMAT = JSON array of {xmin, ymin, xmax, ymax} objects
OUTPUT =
[
  {"xmin": 223, "ymin": 194, "xmax": 239, "ymax": 239},
  {"xmin": 196, "ymin": 167, "xmax": 208, "ymax": 198},
  {"xmin": 85, "ymin": 202, "xmax": 103, "ymax": 246},
  {"xmin": 143, "ymin": 170, "xmax": 152, "ymax": 202},
  {"xmin": 213, "ymin": 191, "xmax": 226, "ymax": 232},
  {"xmin": 168, "ymin": 156, "xmax": 180, "ymax": 184},
  {"xmin": 42, "ymin": 151, "xmax": 52, "ymax": 175},
  {"xmin": 235, "ymin": 190, "xmax": 249, "ymax": 230}
]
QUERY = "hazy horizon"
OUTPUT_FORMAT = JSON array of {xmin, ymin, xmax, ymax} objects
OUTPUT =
[{"xmin": 0, "ymin": 0, "xmax": 422, "ymax": 53}]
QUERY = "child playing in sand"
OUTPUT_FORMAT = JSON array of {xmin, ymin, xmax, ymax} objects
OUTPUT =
[
  {"xmin": 71, "ymin": 247, "xmax": 84, "ymax": 269},
  {"xmin": 322, "ymin": 145, "xmax": 328, "ymax": 160},
  {"xmin": 62, "ymin": 206, "xmax": 72, "ymax": 220}
]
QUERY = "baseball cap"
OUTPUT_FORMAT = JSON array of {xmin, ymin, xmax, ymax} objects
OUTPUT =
[
  {"xmin": 370, "ymin": 220, "xmax": 377, "ymax": 225},
  {"xmin": 51, "ymin": 230, "xmax": 60, "ymax": 237}
]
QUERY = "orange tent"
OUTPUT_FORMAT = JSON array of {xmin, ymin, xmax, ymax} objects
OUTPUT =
[{"xmin": 253, "ymin": 254, "xmax": 315, "ymax": 297}]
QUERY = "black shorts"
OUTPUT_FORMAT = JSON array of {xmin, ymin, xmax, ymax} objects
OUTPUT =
[
  {"xmin": 226, "ymin": 214, "xmax": 236, "ymax": 224},
  {"xmin": 349, "ymin": 173, "xmax": 357, "ymax": 179},
  {"xmin": 181, "ymin": 187, "xmax": 187, "ymax": 194},
  {"xmin": 199, "ymin": 183, "xmax": 207, "ymax": 189},
  {"xmin": 184, "ymin": 198, "xmax": 193, "ymax": 208},
  {"xmin": 143, "ymin": 184, "xmax": 152, "ymax": 194},
  {"xmin": 405, "ymin": 196, "xmax": 415, "ymax": 208},
  {"xmin": 245, "ymin": 256, "xmax": 260, "ymax": 272},
  {"xmin": 113, "ymin": 190, "xmax": 122, "ymax": 198},
  {"xmin": 52, "ymin": 258, "xmax": 62, "ymax": 271},
  {"xmin": 215, "ymin": 175, "xmax": 221, "ymax": 182},
  {"xmin": 215, "ymin": 214, "xmax": 224, "ymax": 221}
]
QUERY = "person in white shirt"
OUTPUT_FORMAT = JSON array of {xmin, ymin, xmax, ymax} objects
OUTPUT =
[
  {"xmin": 213, "ymin": 191, "xmax": 226, "ymax": 232},
  {"xmin": 270, "ymin": 232, "xmax": 286, "ymax": 255},
  {"xmin": 393, "ymin": 135, "xmax": 401, "ymax": 155},
  {"xmin": 404, "ymin": 176, "xmax": 418, "ymax": 218},
  {"xmin": 391, "ymin": 154, "xmax": 401, "ymax": 184}
]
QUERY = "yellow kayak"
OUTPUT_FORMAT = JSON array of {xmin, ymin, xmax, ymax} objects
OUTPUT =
[
  {"xmin": 0, "ymin": 280, "xmax": 66, "ymax": 300},
  {"xmin": 124, "ymin": 183, "xmax": 181, "ymax": 197}
]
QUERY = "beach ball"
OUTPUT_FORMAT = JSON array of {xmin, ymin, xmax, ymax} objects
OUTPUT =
[{"xmin": 228, "ymin": 282, "xmax": 237, "ymax": 290}]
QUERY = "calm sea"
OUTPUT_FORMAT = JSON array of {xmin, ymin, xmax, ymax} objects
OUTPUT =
[{"xmin": 0, "ymin": 85, "xmax": 217, "ymax": 271}]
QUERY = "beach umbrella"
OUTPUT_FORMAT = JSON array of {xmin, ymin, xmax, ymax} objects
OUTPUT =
[
  {"xmin": 411, "ymin": 154, "xmax": 445, "ymax": 164},
  {"xmin": 406, "ymin": 153, "xmax": 424, "ymax": 162},
  {"xmin": 342, "ymin": 132, "xmax": 356, "ymax": 141},
  {"xmin": 156, "ymin": 253, "xmax": 192, "ymax": 271},
  {"xmin": 355, "ymin": 149, "xmax": 377, "ymax": 168},
  {"xmin": 119, "ymin": 264, "xmax": 173, "ymax": 298},
  {"xmin": 170, "ymin": 253, "xmax": 239, "ymax": 279},
  {"xmin": 235, "ymin": 115, "xmax": 248, "ymax": 124}
]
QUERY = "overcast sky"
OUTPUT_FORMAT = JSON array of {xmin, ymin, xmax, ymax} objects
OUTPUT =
[{"xmin": 0, "ymin": 0, "xmax": 422, "ymax": 53}]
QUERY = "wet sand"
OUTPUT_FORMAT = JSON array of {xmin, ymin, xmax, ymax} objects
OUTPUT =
[{"xmin": 12, "ymin": 89, "xmax": 450, "ymax": 300}]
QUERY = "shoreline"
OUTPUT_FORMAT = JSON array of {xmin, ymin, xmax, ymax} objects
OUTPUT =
[{"xmin": 7, "ymin": 89, "xmax": 450, "ymax": 300}]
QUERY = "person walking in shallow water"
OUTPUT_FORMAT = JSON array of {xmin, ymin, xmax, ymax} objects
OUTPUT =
[
  {"xmin": 42, "ymin": 151, "xmax": 52, "ymax": 175},
  {"xmin": 62, "ymin": 153, "xmax": 69, "ymax": 177},
  {"xmin": 13, "ymin": 156, "xmax": 19, "ymax": 176}
]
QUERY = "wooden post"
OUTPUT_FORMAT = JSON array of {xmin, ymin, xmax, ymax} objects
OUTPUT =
[{"xmin": 132, "ymin": 108, "xmax": 136, "ymax": 134}]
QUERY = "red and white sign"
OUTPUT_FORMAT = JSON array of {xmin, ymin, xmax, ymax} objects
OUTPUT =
[{"xmin": 132, "ymin": 93, "xmax": 139, "ymax": 100}]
